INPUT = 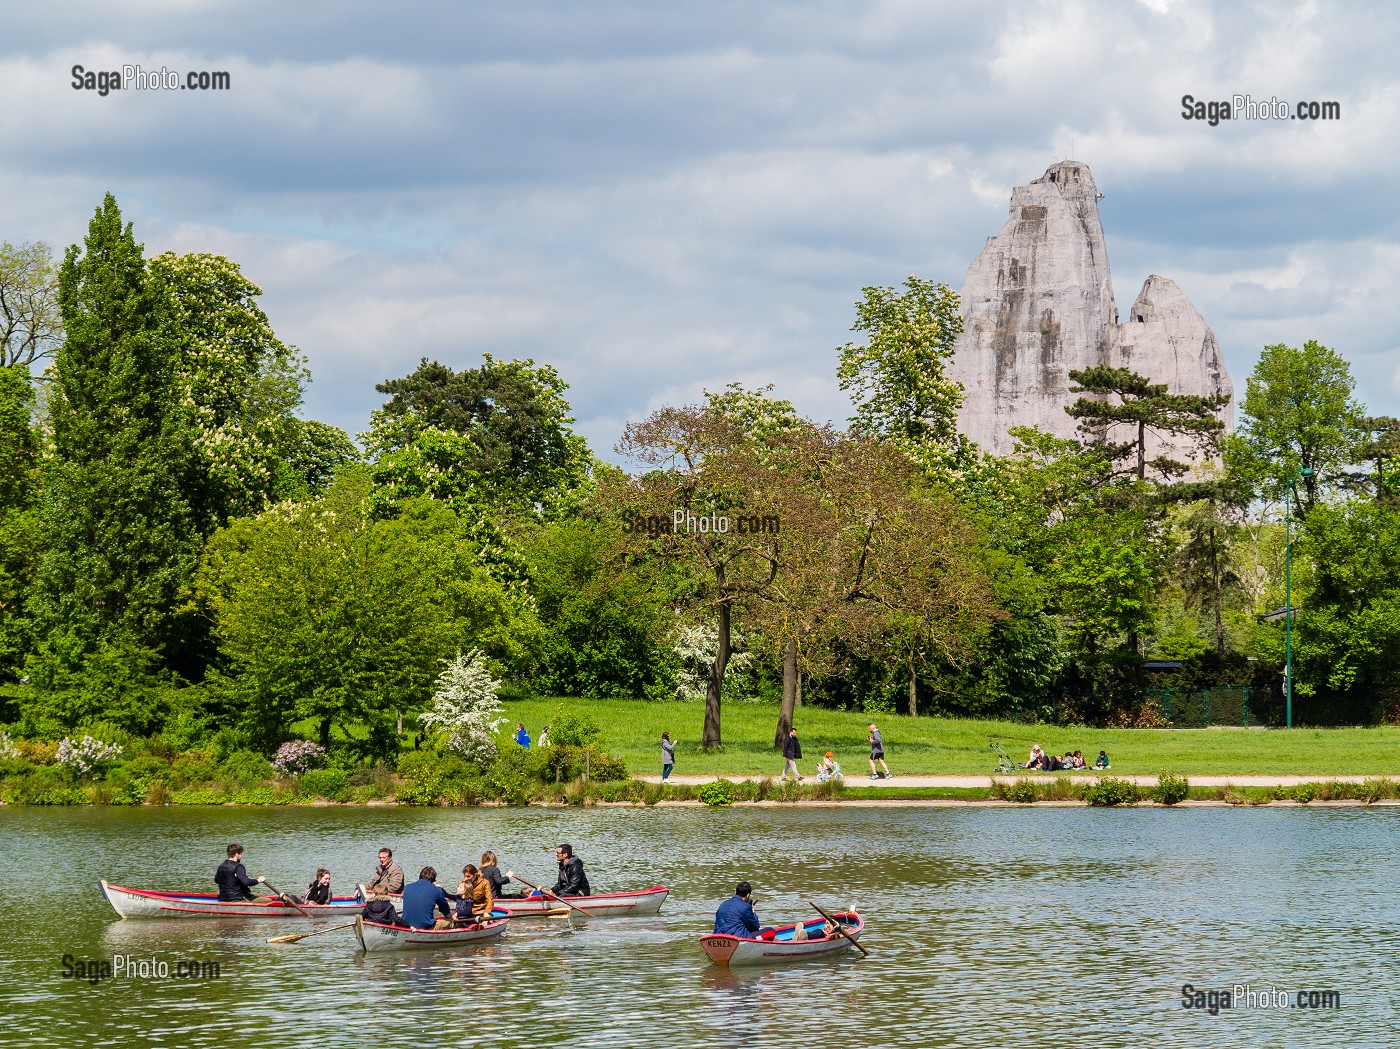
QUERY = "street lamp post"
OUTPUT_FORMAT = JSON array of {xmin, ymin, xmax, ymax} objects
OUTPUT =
[{"xmin": 1284, "ymin": 466, "xmax": 1314, "ymax": 729}]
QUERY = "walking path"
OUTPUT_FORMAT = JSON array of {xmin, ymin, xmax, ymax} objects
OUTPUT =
[{"xmin": 636, "ymin": 773, "xmax": 1389, "ymax": 788}]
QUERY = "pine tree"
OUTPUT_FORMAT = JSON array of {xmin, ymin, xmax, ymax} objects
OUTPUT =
[
  {"xmin": 1066, "ymin": 366, "xmax": 1229, "ymax": 483},
  {"xmin": 30, "ymin": 195, "xmax": 199, "ymax": 667}
]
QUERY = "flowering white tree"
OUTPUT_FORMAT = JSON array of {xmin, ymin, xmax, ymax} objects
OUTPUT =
[
  {"xmin": 419, "ymin": 650, "xmax": 505, "ymax": 756},
  {"xmin": 673, "ymin": 623, "xmax": 752, "ymax": 702}
]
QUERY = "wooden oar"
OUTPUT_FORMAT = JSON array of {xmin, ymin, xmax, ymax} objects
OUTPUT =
[
  {"xmin": 267, "ymin": 921, "xmax": 357, "ymax": 945},
  {"xmin": 261, "ymin": 880, "xmax": 313, "ymax": 918},
  {"xmin": 807, "ymin": 900, "xmax": 869, "ymax": 957},
  {"xmin": 506, "ymin": 871, "xmax": 598, "ymax": 918}
]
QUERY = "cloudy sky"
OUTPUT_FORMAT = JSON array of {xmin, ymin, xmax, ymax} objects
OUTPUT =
[{"xmin": 3, "ymin": 0, "xmax": 1396, "ymax": 456}]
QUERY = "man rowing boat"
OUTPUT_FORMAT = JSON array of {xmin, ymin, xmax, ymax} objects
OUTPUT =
[
  {"xmin": 549, "ymin": 843, "xmax": 591, "ymax": 897},
  {"xmin": 215, "ymin": 843, "xmax": 265, "ymax": 902}
]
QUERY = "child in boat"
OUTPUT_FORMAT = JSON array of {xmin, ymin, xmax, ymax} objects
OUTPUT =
[
  {"xmin": 297, "ymin": 867, "xmax": 331, "ymax": 905},
  {"xmin": 480, "ymin": 851, "xmax": 519, "ymax": 898},
  {"xmin": 454, "ymin": 864, "xmax": 494, "ymax": 925},
  {"xmin": 361, "ymin": 886, "xmax": 405, "ymax": 927}
]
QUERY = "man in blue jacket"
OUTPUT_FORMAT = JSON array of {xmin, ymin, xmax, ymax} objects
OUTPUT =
[
  {"xmin": 400, "ymin": 866, "xmax": 453, "ymax": 929},
  {"xmin": 714, "ymin": 881, "xmax": 765, "ymax": 938}
]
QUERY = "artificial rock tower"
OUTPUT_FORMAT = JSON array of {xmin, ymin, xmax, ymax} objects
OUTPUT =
[{"xmin": 949, "ymin": 161, "xmax": 1233, "ymax": 462}]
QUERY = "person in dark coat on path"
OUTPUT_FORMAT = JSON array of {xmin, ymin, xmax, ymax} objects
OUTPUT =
[{"xmin": 781, "ymin": 728, "xmax": 803, "ymax": 781}]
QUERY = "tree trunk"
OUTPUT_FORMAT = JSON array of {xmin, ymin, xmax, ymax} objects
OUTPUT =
[
  {"xmin": 1210, "ymin": 524, "xmax": 1226, "ymax": 654},
  {"xmin": 1137, "ymin": 419, "xmax": 1146, "ymax": 480},
  {"xmin": 908, "ymin": 649, "xmax": 918, "ymax": 716},
  {"xmin": 775, "ymin": 637, "xmax": 798, "ymax": 746},
  {"xmin": 702, "ymin": 598, "xmax": 731, "ymax": 748},
  {"xmin": 318, "ymin": 717, "xmax": 332, "ymax": 750}
]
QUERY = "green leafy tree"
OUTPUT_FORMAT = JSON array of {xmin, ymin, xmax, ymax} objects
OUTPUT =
[
  {"xmin": 1289, "ymin": 500, "xmax": 1400, "ymax": 705},
  {"xmin": 196, "ymin": 472, "xmax": 529, "ymax": 752},
  {"xmin": 1229, "ymin": 340, "xmax": 1367, "ymax": 513},
  {"xmin": 369, "ymin": 354, "xmax": 590, "ymax": 513},
  {"xmin": 273, "ymin": 418, "xmax": 360, "ymax": 499},
  {"xmin": 150, "ymin": 251, "xmax": 311, "ymax": 527},
  {"xmin": 1065, "ymin": 366, "xmax": 1229, "ymax": 482},
  {"xmin": 0, "ymin": 241, "xmax": 62, "ymax": 368},
  {"xmin": 30, "ymin": 195, "xmax": 200, "ymax": 667},
  {"xmin": 836, "ymin": 276, "xmax": 971, "ymax": 477},
  {"xmin": 0, "ymin": 364, "xmax": 41, "ymax": 678}
]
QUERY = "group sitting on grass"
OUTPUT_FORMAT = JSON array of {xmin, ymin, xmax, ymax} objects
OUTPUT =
[{"xmin": 1021, "ymin": 745, "xmax": 1111, "ymax": 772}]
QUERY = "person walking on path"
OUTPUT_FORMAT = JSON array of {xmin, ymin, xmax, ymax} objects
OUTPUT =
[
  {"xmin": 868, "ymin": 723, "xmax": 891, "ymax": 779},
  {"xmin": 660, "ymin": 732, "xmax": 676, "ymax": 782},
  {"xmin": 781, "ymin": 728, "xmax": 803, "ymax": 781}
]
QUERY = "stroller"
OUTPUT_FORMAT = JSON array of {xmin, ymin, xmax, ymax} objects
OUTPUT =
[{"xmin": 990, "ymin": 741, "xmax": 1017, "ymax": 775}]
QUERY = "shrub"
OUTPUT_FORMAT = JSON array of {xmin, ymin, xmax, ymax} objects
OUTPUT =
[
  {"xmin": 1361, "ymin": 778, "xmax": 1393, "ymax": 804},
  {"xmin": 169, "ymin": 750, "xmax": 219, "ymax": 785},
  {"xmin": 1290, "ymin": 783, "xmax": 1317, "ymax": 804},
  {"xmin": 56, "ymin": 736, "xmax": 124, "ymax": 777},
  {"xmin": 300, "ymin": 768, "xmax": 350, "ymax": 801},
  {"xmin": 752, "ymin": 776, "xmax": 774, "ymax": 801},
  {"xmin": 996, "ymin": 778, "xmax": 1040, "ymax": 804},
  {"xmin": 170, "ymin": 787, "xmax": 225, "ymax": 805},
  {"xmin": 1222, "ymin": 788, "xmax": 1247, "ymax": 806},
  {"xmin": 697, "ymin": 779, "xmax": 735, "ymax": 807},
  {"xmin": 809, "ymin": 779, "xmax": 843, "ymax": 801},
  {"xmin": 548, "ymin": 708, "xmax": 605, "ymax": 749},
  {"xmin": 0, "ymin": 731, "xmax": 16, "ymax": 760},
  {"xmin": 271, "ymin": 741, "xmax": 325, "ymax": 776},
  {"xmin": 222, "ymin": 749, "xmax": 274, "ymax": 784},
  {"xmin": 1152, "ymin": 772, "xmax": 1189, "ymax": 806},
  {"xmin": 1084, "ymin": 777, "xmax": 1140, "ymax": 807}
]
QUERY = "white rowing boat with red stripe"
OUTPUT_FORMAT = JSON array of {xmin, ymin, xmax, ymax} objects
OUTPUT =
[
  {"xmin": 496, "ymin": 885, "xmax": 668, "ymax": 916},
  {"xmin": 101, "ymin": 880, "xmax": 371, "ymax": 919}
]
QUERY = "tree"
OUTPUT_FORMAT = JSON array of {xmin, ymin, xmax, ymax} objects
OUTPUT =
[
  {"xmin": 612, "ymin": 406, "xmax": 784, "ymax": 747},
  {"xmin": 1229, "ymin": 340, "xmax": 1367, "ymax": 514},
  {"xmin": 30, "ymin": 195, "xmax": 199, "ymax": 666},
  {"xmin": 150, "ymin": 251, "xmax": 310, "ymax": 529},
  {"xmin": 370, "ymin": 355, "xmax": 589, "ymax": 512},
  {"xmin": 0, "ymin": 241, "xmax": 62, "ymax": 368},
  {"xmin": 196, "ymin": 473, "xmax": 527, "ymax": 751},
  {"xmin": 836, "ymin": 276, "xmax": 971, "ymax": 476},
  {"xmin": 1066, "ymin": 366, "xmax": 1229, "ymax": 482},
  {"xmin": 1289, "ymin": 501, "xmax": 1400, "ymax": 707},
  {"xmin": 418, "ymin": 650, "xmax": 505, "ymax": 752},
  {"xmin": 1171, "ymin": 484, "xmax": 1248, "ymax": 655},
  {"xmin": 0, "ymin": 364, "xmax": 41, "ymax": 678}
]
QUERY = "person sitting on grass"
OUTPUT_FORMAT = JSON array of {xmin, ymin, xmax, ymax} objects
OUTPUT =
[
  {"xmin": 1021, "ymin": 745, "xmax": 1047, "ymax": 770},
  {"xmin": 1070, "ymin": 750, "xmax": 1087, "ymax": 769},
  {"xmin": 1095, "ymin": 750, "xmax": 1111, "ymax": 770}
]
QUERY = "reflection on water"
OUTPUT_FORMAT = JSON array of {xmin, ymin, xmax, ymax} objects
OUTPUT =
[{"xmin": 0, "ymin": 805, "xmax": 1395, "ymax": 1048}]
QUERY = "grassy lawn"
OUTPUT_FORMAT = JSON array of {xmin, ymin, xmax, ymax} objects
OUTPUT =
[{"xmin": 500, "ymin": 697, "xmax": 1400, "ymax": 778}]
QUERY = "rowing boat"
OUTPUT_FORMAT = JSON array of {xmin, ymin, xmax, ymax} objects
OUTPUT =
[
  {"xmin": 354, "ymin": 911, "xmax": 509, "ymax": 953},
  {"xmin": 699, "ymin": 911, "xmax": 864, "ymax": 966},
  {"xmin": 496, "ymin": 885, "xmax": 668, "ymax": 917},
  {"xmin": 101, "ymin": 880, "xmax": 370, "ymax": 919}
]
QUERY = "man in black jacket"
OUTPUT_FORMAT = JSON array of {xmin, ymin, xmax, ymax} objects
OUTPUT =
[
  {"xmin": 215, "ymin": 843, "xmax": 265, "ymax": 902},
  {"xmin": 781, "ymin": 728, "xmax": 803, "ymax": 782},
  {"xmin": 550, "ymin": 843, "xmax": 591, "ymax": 897}
]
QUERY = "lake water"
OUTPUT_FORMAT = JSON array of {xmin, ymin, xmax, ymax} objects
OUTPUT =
[{"xmin": 0, "ymin": 804, "xmax": 1392, "ymax": 1048}]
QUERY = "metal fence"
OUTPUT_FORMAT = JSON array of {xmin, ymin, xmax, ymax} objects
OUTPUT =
[{"xmin": 1146, "ymin": 687, "xmax": 1261, "ymax": 728}]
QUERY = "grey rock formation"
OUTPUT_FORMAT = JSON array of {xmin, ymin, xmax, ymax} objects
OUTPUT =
[{"xmin": 950, "ymin": 161, "xmax": 1232, "ymax": 461}]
